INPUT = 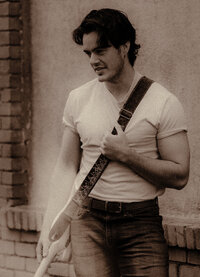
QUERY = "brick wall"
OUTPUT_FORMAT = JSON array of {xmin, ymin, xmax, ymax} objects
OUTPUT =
[
  {"xmin": 1, "ymin": 207, "xmax": 200, "ymax": 277},
  {"xmin": 0, "ymin": 0, "xmax": 31, "ymax": 207}
]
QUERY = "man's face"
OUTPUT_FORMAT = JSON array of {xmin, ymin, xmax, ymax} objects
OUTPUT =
[{"xmin": 82, "ymin": 32, "xmax": 125, "ymax": 83}]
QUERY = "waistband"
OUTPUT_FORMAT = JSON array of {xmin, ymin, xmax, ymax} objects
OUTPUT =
[{"xmin": 82, "ymin": 197, "xmax": 158, "ymax": 214}]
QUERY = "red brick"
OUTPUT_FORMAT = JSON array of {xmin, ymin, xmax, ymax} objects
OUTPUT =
[
  {"xmin": 163, "ymin": 223, "xmax": 168, "ymax": 242},
  {"xmin": 0, "ymin": 31, "xmax": 10, "ymax": 45},
  {"xmin": 9, "ymin": 18, "xmax": 21, "ymax": 30},
  {"xmin": 0, "ymin": 102, "xmax": 21, "ymax": 115},
  {"xmin": 188, "ymin": 250, "xmax": 200, "ymax": 265},
  {"xmin": 9, "ymin": 3, "xmax": 21, "ymax": 16},
  {"xmin": 0, "ymin": 197, "xmax": 7, "ymax": 207},
  {"xmin": 0, "ymin": 208, "xmax": 7, "ymax": 227},
  {"xmin": 0, "ymin": 130, "xmax": 22, "ymax": 142},
  {"xmin": 0, "ymin": 17, "xmax": 10, "ymax": 30},
  {"xmin": 13, "ymin": 209, "xmax": 22, "ymax": 229},
  {"xmin": 7, "ymin": 209, "xmax": 14, "ymax": 228},
  {"xmin": 0, "ymin": 89, "xmax": 21, "ymax": 102},
  {"xmin": 194, "ymin": 228, "xmax": 200, "ymax": 250},
  {"xmin": 0, "ymin": 253, "xmax": 5, "ymax": 267},
  {"xmin": 0, "ymin": 60, "xmax": 9, "ymax": 73},
  {"xmin": 2, "ymin": 144, "xmax": 26, "ymax": 157},
  {"xmin": 0, "ymin": 75, "xmax": 21, "ymax": 88},
  {"xmin": 15, "ymin": 242, "xmax": 36, "ymax": 258},
  {"xmin": 0, "ymin": 74, "xmax": 9, "ymax": 87},
  {"xmin": 6, "ymin": 255, "xmax": 25, "ymax": 270},
  {"xmin": 1, "ymin": 116, "xmax": 21, "ymax": 129},
  {"xmin": 0, "ymin": 157, "xmax": 27, "ymax": 170},
  {"xmin": 180, "ymin": 264, "xmax": 200, "ymax": 277},
  {"xmin": 186, "ymin": 226, "xmax": 196, "ymax": 249},
  {"xmin": 11, "ymin": 60, "xmax": 21, "ymax": 73},
  {"xmin": 21, "ymin": 210, "xmax": 28, "ymax": 231},
  {"xmin": 0, "ymin": 31, "xmax": 20, "ymax": 45},
  {"xmin": 15, "ymin": 271, "xmax": 35, "ymax": 277},
  {"xmin": 176, "ymin": 225, "xmax": 186, "ymax": 248},
  {"xmin": 10, "ymin": 74, "xmax": 21, "ymax": 87},
  {"xmin": 28, "ymin": 211, "xmax": 37, "ymax": 231},
  {"xmin": 25, "ymin": 257, "xmax": 38, "ymax": 272},
  {"xmin": 0, "ymin": 60, "xmax": 21, "ymax": 74},
  {"xmin": 1, "ymin": 226, "xmax": 20, "ymax": 241},
  {"xmin": 0, "ymin": 240, "xmax": 15, "ymax": 254},
  {"xmin": 36, "ymin": 211, "xmax": 44, "ymax": 232},
  {"xmin": 0, "ymin": 2, "xmax": 20, "ymax": 16},
  {"xmin": 8, "ymin": 197, "xmax": 27, "ymax": 206},
  {"xmin": 0, "ymin": 2, "xmax": 10, "ymax": 15},
  {"xmin": 169, "ymin": 247, "xmax": 187, "ymax": 263},
  {"xmin": 169, "ymin": 263, "xmax": 178, "ymax": 277},
  {"xmin": 0, "ymin": 184, "xmax": 26, "ymax": 198},
  {"xmin": 20, "ymin": 231, "xmax": 38, "ymax": 243},
  {"xmin": 2, "ymin": 171, "xmax": 28, "ymax": 185},
  {"xmin": 0, "ymin": 268, "xmax": 14, "ymax": 277},
  {"xmin": 0, "ymin": 45, "xmax": 9, "ymax": 58},
  {"xmin": 166, "ymin": 224, "xmax": 177, "ymax": 246},
  {"xmin": 10, "ymin": 45, "xmax": 21, "ymax": 59},
  {"xmin": 0, "ymin": 157, "xmax": 13, "ymax": 170}
]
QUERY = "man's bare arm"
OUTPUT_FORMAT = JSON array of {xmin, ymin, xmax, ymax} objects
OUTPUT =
[
  {"xmin": 36, "ymin": 127, "xmax": 81, "ymax": 261},
  {"xmin": 100, "ymin": 125, "xmax": 190, "ymax": 190}
]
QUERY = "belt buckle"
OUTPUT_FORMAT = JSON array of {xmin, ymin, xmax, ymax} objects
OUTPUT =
[{"xmin": 107, "ymin": 201, "xmax": 122, "ymax": 213}]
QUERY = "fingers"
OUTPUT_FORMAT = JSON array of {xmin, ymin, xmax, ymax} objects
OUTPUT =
[
  {"xmin": 36, "ymin": 238, "xmax": 51, "ymax": 263},
  {"xmin": 43, "ymin": 239, "xmax": 51, "ymax": 258},
  {"xmin": 36, "ymin": 241, "xmax": 43, "ymax": 263}
]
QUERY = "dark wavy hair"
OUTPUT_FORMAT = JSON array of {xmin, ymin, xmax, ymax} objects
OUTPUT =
[{"xmin": 72, "ymin": 9, "xmax": 140, "ymax": 66}]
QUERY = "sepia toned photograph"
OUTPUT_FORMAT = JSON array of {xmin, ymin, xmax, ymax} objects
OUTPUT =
[{"xmin": 0, "ymin": 1, "xmax": 199, "ymax": 276}]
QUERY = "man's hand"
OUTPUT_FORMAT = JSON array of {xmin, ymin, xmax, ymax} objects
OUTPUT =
[
  {"xmin": 36, "ymin": 231, "xmax": 52, "ymax": 263},
  {"xmin": 100, "ymin": 123, "xmax": 130, "ymax": 162}
]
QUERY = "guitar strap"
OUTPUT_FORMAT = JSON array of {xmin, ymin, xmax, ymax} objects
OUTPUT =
[{"xmin": 49, "ymin": 76, "xmax": 154, "ymax": 241}]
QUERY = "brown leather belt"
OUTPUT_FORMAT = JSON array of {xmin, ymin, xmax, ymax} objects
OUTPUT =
[{"xmin": 83, "ymin": 197, "xmax": 158, "ymax": 214}]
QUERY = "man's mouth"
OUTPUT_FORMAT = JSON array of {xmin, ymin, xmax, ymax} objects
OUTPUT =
[{"xmin": 94, "ymin": 67, "xmax": 105, "ymax": 72}]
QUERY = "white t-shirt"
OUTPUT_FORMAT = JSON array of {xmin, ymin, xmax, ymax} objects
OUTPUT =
[{"xmin": 63, "ymin": 73, "xmax": 187, "ymax": 202}]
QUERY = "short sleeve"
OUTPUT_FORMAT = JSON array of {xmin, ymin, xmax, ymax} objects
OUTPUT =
[
  {"xmin": 62, "ymin": 92, "xmax": 77, "ymax": 133},
  {"xmin": 157, "ymin": 94, "xmax": 187, "ymax": 139}
]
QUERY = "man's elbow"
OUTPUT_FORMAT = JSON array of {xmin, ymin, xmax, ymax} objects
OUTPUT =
[{"xmin": 173, "ymin": 171, "xmax": 190, "ymax": 190}]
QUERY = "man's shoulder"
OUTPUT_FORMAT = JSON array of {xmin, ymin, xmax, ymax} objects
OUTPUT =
[
  {"xmin": 148, "ymin": 80, "xmax": 177, "ymax": 102},
  {"xmin": 70, "ymin": 78, "xmax": 99, "ymax": 97}
]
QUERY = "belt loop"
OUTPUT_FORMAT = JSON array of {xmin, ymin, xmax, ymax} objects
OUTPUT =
[{"xmin": 105, "ymin": 201, "xmax": 108, "ymax": 212}]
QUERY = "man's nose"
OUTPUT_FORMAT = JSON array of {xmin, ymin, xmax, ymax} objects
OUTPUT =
[{"xmin": 90, "ymin": 53, "xmax": 99, "ymax": 66}]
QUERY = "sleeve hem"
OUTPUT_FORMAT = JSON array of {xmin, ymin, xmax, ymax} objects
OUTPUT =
[{"xmin": 157, "ymin": 127, "xmax": 187, "ymax": 140}]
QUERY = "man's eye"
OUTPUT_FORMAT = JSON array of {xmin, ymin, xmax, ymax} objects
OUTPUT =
[
  {"xmin": 84, "ymin": 51, "xmax": 91, "ymax": 57},
  {"xmin": 96, "ymin": 49, "xmax": 105, "ymax": 55}
]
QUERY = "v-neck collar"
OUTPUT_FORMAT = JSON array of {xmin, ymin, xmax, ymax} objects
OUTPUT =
[{"xmin": 102, "ymin": 71, "xmax": 142, "ymax": 108}]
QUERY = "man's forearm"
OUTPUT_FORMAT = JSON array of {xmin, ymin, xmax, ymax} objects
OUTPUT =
[
  {"xmin": 120, "ymin": 148, "xmax": 188, "ymax": 190},
  {"xmin": 41, "ymin": 163, "xmax": 78, "ymax": 233}
]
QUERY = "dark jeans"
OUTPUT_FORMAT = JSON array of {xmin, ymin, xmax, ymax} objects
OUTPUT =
[{"xmin": 71, "ymin": 198, "xmax": 169, "ymax": 277}]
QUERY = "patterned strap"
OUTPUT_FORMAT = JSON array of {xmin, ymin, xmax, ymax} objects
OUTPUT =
[{"xmin": 72, "ymin": 76, "xmax": 154, "ymax": 206}]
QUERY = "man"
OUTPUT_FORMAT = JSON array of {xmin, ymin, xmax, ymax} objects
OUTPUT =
[{"xmin": 36, "ymin": 8, "xmax": 190, "ymax": 277}]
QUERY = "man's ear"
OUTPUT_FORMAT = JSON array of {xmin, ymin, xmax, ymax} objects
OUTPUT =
[{"xmin": 121, "ymin": 41, "xmax": 130, "ymax": 55}]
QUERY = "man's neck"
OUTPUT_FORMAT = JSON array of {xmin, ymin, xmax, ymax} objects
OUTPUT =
[{"xmin": 105, "ymin": 65, "xmax": 135, "ymax": 101}]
